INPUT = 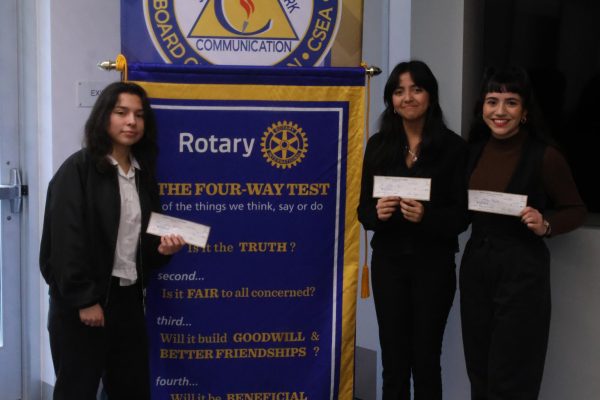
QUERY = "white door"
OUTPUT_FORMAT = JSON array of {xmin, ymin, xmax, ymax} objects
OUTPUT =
[{"xmin": 0, "ymin": 0, "xmax": 23, "ymax": 398}]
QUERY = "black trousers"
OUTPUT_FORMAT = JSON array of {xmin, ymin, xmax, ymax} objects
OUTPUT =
[
  {"xmin": 371, "ymin": 250, "xmax": 456, "ymax": 400},
  {"xmin": 48, "ymin": 278, "xmax": 150, "ymax": 400},
  {"xmin": 460, "ymin": 236, "xmax": 551, "ymax": 400}
]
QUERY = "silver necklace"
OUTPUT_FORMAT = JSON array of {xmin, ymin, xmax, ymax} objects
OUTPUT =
[{"xmin": 405, "ymin": 146, "xmax": 418, "ymax": 162}]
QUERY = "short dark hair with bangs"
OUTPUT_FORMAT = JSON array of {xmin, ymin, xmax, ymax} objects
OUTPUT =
[{"xmin": 468, "ymin": 66, "xmax": 550, "ymax": 144}]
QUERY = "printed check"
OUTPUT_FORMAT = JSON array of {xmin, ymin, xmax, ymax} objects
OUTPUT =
[
  {"xmin": 147, "ymin": 212, "xmax": 210, "ymax": 248},
  {"xmin": 372, "ymin": 176, "xmax": 431, "ymax": 201},
  {"xmin": 468, "ymin": 190, "xmax": 528, "ymax": 216}
]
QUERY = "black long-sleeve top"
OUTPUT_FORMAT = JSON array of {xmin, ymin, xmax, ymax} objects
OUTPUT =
[{"xmin": 358, "ymin": 129, "xmax": 469, "ymax": 255}]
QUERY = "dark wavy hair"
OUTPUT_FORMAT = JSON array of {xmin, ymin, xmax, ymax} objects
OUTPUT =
[
  {"xmin": 468, "ymin": 66, "xmax": 550, "ymax": 144},
  {"xmin": 371, "ymin": 60, "xmax": 448, "ymax": 173},
  {"xmin": 84, "ymin": 81, "xmax": 158, "ymax": 174}
]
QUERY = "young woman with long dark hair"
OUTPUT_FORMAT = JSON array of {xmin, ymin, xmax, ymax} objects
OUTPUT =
[
  {"xmin": 358, "ymin": 60, "xmax": 468, "ymax": 399},
  {"xmin": 40, "ymin": 81, "xmax": 185, "ymax": 399}
]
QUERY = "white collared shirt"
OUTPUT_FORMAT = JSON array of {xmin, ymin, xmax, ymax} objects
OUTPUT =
[{"xmin": 107, "ymin": 155, "xmax": 141, "ymax": 286}]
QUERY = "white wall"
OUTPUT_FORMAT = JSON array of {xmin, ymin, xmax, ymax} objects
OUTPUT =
[
  {"xmin": 359, "ymin": 1, "xmax": 600, "ymax": 400},
  {"xmin": 50, "ymin": 0, "xmax": 121, "ymax": 168},
  {"xmin": 39, "ymin": 0, "xmax": 121, "ymax": 394},
  {"xmin": 20, "ymin": 0, "xmax": 49, "ymax": 398},
  {"xmin": 411, "ymin": 0, "xmax": 464, "ymax": 135},
  {"xmin": 356, "ymin": 2, "xmax": 391, "ymax": 398},
  {"xmin": 540, "ymin": 227, "xmax": 600, "ymax": 398}
]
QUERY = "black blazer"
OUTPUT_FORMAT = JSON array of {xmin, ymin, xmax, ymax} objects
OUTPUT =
[{"xmin": 40, "ymin": 149, "xmax": 169, "ymax": 309}]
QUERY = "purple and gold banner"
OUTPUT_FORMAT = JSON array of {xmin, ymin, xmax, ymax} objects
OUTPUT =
[{"xmin": 129, "ymin": 64, "xmax": 364, "ymax": 400}]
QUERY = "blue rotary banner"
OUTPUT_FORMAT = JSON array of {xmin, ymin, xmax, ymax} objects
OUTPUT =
[{"xmin": 128, "ymin": 64, "xmax": 364, "ymax": 400}]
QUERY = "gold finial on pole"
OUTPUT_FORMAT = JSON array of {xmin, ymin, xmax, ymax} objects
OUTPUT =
[
  {"xmin": 97, "ymin": 55, "xmax": 128, "ymax": 81},
  {"xmin": 97, "ymin": 60, "xmax": 117, "ymax": 71},
  {"xmin": 364, "ymin": 65, "xmax": 382, "ymax": 77}
]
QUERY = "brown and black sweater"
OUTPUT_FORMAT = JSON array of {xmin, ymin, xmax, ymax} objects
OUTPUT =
[{"xmin": 469, "ymin": 129, "xmax": 586, "ymax": 235}]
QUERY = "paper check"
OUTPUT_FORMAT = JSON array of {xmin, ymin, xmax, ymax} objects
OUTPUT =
[
  {"xmin": 372, "ymin": 176, "xmax": 431, "ymax": 201},
  {"xmin": 468, "ymin": 190, "xmax": 527, "ymax": 216},
  {"xmin": 146, "ymin": 212, "xmax": 210, "ymax": 248}
]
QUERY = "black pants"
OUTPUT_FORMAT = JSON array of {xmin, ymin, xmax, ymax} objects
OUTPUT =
[
  {"xmin": 48, "ymin": 278, "xmax": 150, "ymax": 400},
  {"xmin": 371, "ymin": 250, "xmax": 456, "ymax": 400},
  {"xmin": 460, "ymin": 236, "xmax": 551, "ymax": 400}
]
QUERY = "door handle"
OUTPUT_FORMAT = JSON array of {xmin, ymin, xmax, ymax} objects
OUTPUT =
[{"xmin": 0, "ymin": 169, "xmax": 27, "ymax": 213}]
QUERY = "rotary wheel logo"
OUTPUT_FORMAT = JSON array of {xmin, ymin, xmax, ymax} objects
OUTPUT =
[{"xmin": 261, "ymin": 121, "xmax": 308, "ymax": 169}]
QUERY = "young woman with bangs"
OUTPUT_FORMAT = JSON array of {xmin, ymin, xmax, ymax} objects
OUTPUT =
[{"xmin": 460, "ymin": 66, "xmax": 586, "ymax": 399}]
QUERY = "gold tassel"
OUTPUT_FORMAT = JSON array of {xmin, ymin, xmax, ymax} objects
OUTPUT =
[
  {"xmin": 359, "ymin": 62, "xmax": 373, "ymax": 299},
  {"xmin": 360, "ymin": 263, "xmax": 370, "ymax": 299}
]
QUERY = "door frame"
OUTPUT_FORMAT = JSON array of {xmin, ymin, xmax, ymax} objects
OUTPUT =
[
  {"xmin": 2, "ymin": 0, "xmax": 51, "ymax": 398},
  {"xmin": 0, "ymin": 0, "xmax": 24, "ymax": 398}
]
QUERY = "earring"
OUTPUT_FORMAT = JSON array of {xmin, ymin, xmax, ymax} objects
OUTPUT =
[{"xmin": 521, "ymin": 116, "xmax": 527, "ymax": 124}]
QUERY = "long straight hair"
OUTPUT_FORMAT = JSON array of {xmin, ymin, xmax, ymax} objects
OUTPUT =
[
  {"xmin": 371, "ymin": 60, "xmax": 448, "ymax": 173},
  {"xmin": 84, "ymin": 81, "xmax": 158, "ymax": 175}
]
